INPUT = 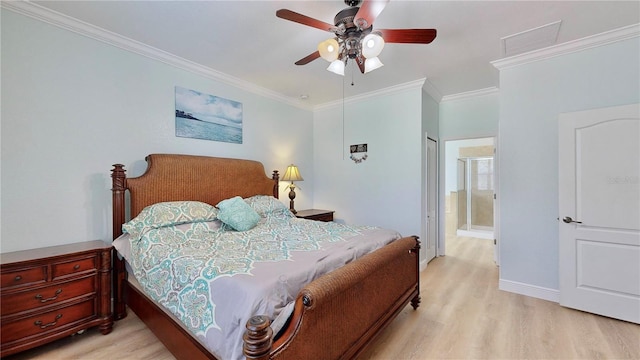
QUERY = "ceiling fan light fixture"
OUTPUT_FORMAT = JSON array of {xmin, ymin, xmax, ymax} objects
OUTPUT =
[
  {"xmin": 277, "ymin": 2, "xmax": 437, "ymax": 75},
  {"xmin": 361, "ymin": 33, "xmax": 385, "ymax": 59},
  {"xmin": 364, "ymin": 57, "xmax": 384, "ymax": 73},
  {"xmin": 327, "ymin": 59, "xmax": 345, "ymax": 76},
  {"xmin": 318, "ymin": 38, "xmax": 340, "ymax": 62}
]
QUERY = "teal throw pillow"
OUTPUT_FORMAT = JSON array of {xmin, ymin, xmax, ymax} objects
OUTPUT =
[{"xmin": 217, "ymin": 196, "xmax": 261, "ymax": 231}]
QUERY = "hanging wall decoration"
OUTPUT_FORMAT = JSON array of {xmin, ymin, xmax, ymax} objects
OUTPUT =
[
  {"xmin": 350, "ymin": 143, "xmax": 368, "ymax": 163},
  {"xmin": 175, "ymin": 86, "xmax": 243, "ymax": 144}
]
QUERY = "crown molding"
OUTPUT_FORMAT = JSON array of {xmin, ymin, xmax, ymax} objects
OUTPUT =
[
  {"xmin": 1, "ymin": 0, "xmax": 313, "ymax": 111},
  {"xmin": 492, "ymin": 23, "xmax": 640, "ymax": 70},
  {"xmin": 441, "ymin": 87, "xmax": 499, "ymax": 102},
  {"xmin": 314, "ymin": 78, "xmax": 426, "ymax": 110}
]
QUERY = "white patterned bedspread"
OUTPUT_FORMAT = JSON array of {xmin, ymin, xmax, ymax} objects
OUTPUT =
[{"xmin": 127, "ymin": 211, "xmax": 401, "ymax": 360}]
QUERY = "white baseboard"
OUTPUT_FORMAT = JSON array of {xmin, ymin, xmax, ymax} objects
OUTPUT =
[{"xmin": 499, "ymin": 279, "xmax": 560, "ymax": 303}]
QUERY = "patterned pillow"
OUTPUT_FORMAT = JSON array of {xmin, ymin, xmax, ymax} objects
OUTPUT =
[
  {"xmin": 123, "ymin": 201, "xmax": 218, "ymax": 239},
  {"xmin": 244, "ymin": 195, "xmax": 293, "ymax": 218},
  {"xmin": 216, "ymin": 196, "xmax": 261, "ymax": 231}
]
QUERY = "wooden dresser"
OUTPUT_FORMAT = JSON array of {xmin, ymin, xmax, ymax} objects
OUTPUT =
[{"xmin": 0, "ymin": 240, "xmax": 113, "ymax": 357}]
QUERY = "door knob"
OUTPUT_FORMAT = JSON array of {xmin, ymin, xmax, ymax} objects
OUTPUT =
[{"xmin": 562, "ymin": 216, "xmax": 582, "ymax": 224}]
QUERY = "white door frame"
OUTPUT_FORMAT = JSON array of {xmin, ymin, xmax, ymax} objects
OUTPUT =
[
  {"xmin": 494, "ymin": 137, "xmax": 500, "ymax": 265},
  {"xmin": 424, "ymin": 135, "xmax": 438, "ymax": 266}
]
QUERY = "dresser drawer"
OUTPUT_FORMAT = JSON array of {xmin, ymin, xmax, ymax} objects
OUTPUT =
[
  {"xmin": 1, "ymin": 276, "xmax": 95, "ymax": 316},
  {"xmin": 1, "ymin": 298, "xmax": 96, "ymax": 344},
  {"xmin": 306, "ymin": 213, "xmax": 333, "ymax": 222},
  {"xmin": 52, "ymin": 256, "xmax": 96, "ymax": 280},
  {"xmin": 1, "ymin": 266, "xmax": 46, "ymax": 289}
]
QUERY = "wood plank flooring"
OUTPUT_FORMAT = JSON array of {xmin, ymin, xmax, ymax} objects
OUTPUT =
[{"xmin": 6, "ymin": 236, "xmax": 639, "ymax": 359}]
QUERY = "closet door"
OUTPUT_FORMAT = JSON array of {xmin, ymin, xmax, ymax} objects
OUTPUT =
[{"xmin": 559, "ymin": 103, "xmax": 639, "ymax": 324}]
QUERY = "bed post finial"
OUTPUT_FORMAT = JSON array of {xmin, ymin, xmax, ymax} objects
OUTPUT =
[
  {"xmin": 111, "ymin": 164, "xmax": 126, "ymax": 239},
  {"xmin": 111, "ymin": 164, "xmax": 128, "ymax": 321},
  {"xmin": 243, "ymin": 315, "xmax": 273, "ymax": 360},
  {"xmin": 272, "ymin": 170, "xmax": 280, "ymax": 199}
]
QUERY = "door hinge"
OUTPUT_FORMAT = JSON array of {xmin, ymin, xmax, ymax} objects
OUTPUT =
[
  {"xmin": 494, "ymin": 239, "xmax": 497, "ymax": 245},
  {"xmin": 493, "ymin": 193, "xmax": 496, "ymax": 199}
]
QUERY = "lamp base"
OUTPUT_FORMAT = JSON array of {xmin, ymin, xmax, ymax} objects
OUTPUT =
[{"xmin": 288, "ymin": 184, "xmax": 297, "ymax": 214}]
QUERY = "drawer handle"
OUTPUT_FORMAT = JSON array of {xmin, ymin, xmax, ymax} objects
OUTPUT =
[
  {"xmin": 14, "ymin": 275, "xmax": 22, "ymax": 282},
  {"xmin": 73, "ymin": 264, "xmax": 81, "ymax": 270},
  {"xmin": 35, "ymin": 288, "xmax": 62, "ymax": 303},
  {"xmin": 34, "ymin": 314, "xmax": 62, "ymax": 329}
]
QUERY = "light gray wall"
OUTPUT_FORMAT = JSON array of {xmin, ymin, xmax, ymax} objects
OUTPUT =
[
  {"xmin": 440, "ymin": 91, "xmax": 500, "ymax": 140},
  {"xmin": 422, "ymin": 89, "xmax": 439, "ymax": 139},
  {"xmin": 498, "ymin": 36, "xmax": 640, "ymax": 290},
  {"xmin": 313, "ymin": 86, "xmax": 423, "ymax": 239},
  {"xmin": 1, "ymin": 10, "xmax": 313, "ymax": 252}
]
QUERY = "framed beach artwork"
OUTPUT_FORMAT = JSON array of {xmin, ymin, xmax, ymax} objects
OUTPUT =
[{"xmin": 175, "ymin": 86, "xmax": 243, "ymax": 144}]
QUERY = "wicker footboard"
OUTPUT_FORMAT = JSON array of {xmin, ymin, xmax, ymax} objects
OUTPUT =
[{"xmin": 244, "ymin": 236, "xmax": 421, "ymax": 360}]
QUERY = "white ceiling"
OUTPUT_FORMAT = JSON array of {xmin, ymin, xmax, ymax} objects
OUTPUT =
[{"xmin": 26, "ymin": 1, "xmax": 640, "ymax": 107}]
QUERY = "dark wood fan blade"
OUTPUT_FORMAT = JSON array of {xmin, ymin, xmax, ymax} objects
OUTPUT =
[
  {"xmin": 295, "ymin": 51, "xmax": 321, "ymax": 65},
  {"xmin": 378, "ymin": 29, "xmax": 437, "ymax": 44},
  {"xmin": 356, "ymin": 54, "xmax": 366, "ymax": 74},
  {"xmin": 354, "ymin": 0, "xmax": 389, "ymax": 28},
  {"xmin": 276, "ymin": 9, "xmax": 336, "ymax": 32}
]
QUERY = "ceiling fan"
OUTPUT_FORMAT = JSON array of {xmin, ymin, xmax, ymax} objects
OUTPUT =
[{"xmin": 276, "ymin": 0, "xmax": 437, "ymax": 76}]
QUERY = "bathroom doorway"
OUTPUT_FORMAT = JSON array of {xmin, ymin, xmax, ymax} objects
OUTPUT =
[
  {"xmin": 457, "ymin": 156, "xmax": 494, "ymax": 238},
  {"xmin": 445, "ymin": 137, "xmax": 495, "ymax": 242}
]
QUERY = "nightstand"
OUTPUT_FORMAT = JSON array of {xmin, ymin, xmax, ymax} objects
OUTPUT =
[
  {"xmin": 0, "ymin": 240, "xmax": 113, "ymax": 357},
  {"xmin": 295, "ymin": 209, "xmax": 334, "ymax": 222}
]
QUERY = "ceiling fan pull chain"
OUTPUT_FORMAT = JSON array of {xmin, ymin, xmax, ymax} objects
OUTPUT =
[{"xmin": 351, "ymin": 63, "xmax": 355, "ymax": 86}]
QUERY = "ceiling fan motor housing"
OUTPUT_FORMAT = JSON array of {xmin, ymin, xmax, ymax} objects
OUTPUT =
[
  {"xmin": 334, "ymin": 6, "xmax": 373, "ymax": 60},
  {"xmin": 334, "ymin": 6, "xmax": 371, "ymax": 31},
  {"xmin": 344, "ymin": 0, "xmax": 362, "ymax": 7}
]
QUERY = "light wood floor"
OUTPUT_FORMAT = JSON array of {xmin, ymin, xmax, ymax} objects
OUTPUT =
[{"xmin": 7, "ymin": 236, "xmax": 639, "ymax": 359}]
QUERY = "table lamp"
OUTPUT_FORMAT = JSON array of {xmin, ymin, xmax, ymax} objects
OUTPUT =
[{"xmin": 282, "ymin": 164, "xmax": 303, "ymax": 214}]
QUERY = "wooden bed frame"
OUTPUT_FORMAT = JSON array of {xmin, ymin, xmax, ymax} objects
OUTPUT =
[{"xmin": 111, "ymin": 154, "xmax": 420, "ymax": 360}]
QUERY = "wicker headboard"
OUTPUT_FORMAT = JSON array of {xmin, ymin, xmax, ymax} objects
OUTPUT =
[{"xmin": 111, "ymin": 154, "xmax": 279, "ymax": 239}]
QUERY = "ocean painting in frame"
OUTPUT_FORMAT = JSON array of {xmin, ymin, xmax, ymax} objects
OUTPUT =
[{"xmin": 175, "ymin": 86, "xmax": 243, "ymax": 144}]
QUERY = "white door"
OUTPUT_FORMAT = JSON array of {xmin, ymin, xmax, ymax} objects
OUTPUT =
[
  {"xmin": 426, "ymin": 137, "xmax": 438, "ymax": 263},
  {"xmin": 559, "ymin": 103, "xmax": 640, "ymax": 324}
]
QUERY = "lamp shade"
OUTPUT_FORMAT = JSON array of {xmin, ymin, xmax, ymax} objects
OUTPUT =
[
  {"xmin": 327, "ymin": 59, "xmax": 345, "ymax": 76},
  {"xmin": 318, "ymin": 38, "xmax": 340, "ymax": 62},
  {"xmin": 364, "ymin": 57, "xmax": 384, "ymax": 73},
  {"xmin": 282, "ymin": 164, "xmax": 303, "ymax": 182},
  {"xmin": 361, "ymin": 33, "xmax": 385, "ymax": 59}
]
